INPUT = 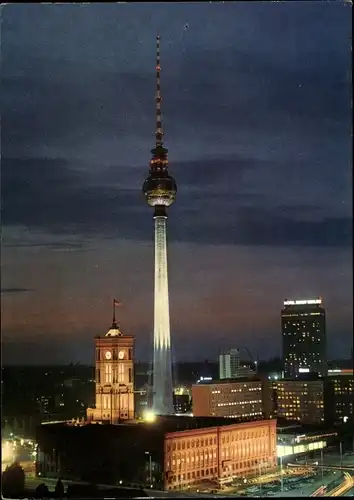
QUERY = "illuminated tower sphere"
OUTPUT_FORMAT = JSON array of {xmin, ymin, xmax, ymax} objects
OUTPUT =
[{"xmin": 142, "ymin": 35, "xmax": 177, "ymax": 415}]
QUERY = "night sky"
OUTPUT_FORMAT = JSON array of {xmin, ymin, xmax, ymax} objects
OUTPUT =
[{"xmin": 2, "ymin": 3, "xmax": 352, "ymax": 365}]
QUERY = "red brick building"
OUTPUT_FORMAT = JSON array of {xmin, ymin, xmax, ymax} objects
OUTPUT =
[{"xmin": 164, "ymin": 418, "xmax": 277, "ymax": 490}]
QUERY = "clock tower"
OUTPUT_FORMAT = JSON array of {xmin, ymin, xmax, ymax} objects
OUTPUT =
[{"xmin": 87, "ymin": 304, "xmax": 135, "ymax": 423}]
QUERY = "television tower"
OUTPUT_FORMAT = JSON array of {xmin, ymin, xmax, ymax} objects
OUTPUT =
[{"xmin": 142, "ymin": 36, "xmax": 177, "ymax": 415}]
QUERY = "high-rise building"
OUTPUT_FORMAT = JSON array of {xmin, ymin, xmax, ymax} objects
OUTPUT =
[
  {"xmin": 142, "ymin": 36, "xmax": 177, "ymax": 415},
  {"xmin": 281, "ymin": 298, "xmax": 326, "ymax": 378},
  {"xmin": 86, "ymin": 305, "xmax": 135, "ymax": 423},
  {"xmin": 219, "ymin": 349, "xmax": 240, "ymax": 379},
  {"xmin": 219, "ymin": 349, "xmax": 256, "ymax": 379}
]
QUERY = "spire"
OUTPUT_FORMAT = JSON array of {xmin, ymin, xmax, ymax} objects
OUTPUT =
[
  {"xmin": 155, "ymin": 34, "xmax": 163, "ymax": 147},
  {"xmin": 150, "ymin": 35, "xmax": 168, "ymax": 171},
  {"xmin": 106, "ymin": 299, "xmax": 123, "ymax": 337},
  {"xmin": 112, "ymin": 298, "xmax": 117, "ymax": 328}
]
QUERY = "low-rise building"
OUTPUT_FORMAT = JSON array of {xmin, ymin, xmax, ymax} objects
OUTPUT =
[
  {"xmin": 273, "ymin": 378, "xmax": 324, "ymax": 425},
  {"xmin": 36, "ymin": 416, "xmax": 277, "ymax": 490},
  {"xmin": 165, "ymin": 418, "xmax": 276, "ymax": 489},
  {"xmin": 273, "ymin": 374, "xmax": 354, "ymax": 426},
  {"xmin": 324, "ymin": 373, "xmax": 354, "ymax": 424},
  {"xmin": 192, "ymin": 378, "xmax": 272, "ymax": 420},
  {"xmin": 276, "ymin": 424, "xmax": 338, "ymax": 461}
]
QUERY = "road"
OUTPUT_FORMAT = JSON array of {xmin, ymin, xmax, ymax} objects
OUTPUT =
[
  {"xmin": 24, "ymin": 476, "xmax": 209, "ymax": 498},
  {"xmin": 325, "ymin": 472, "xmax": 354, "ymax": 497},
  {"xmin": 19, "ymin": 449, "xmax": 354, "ymax": 498},
  {"xmin": 220, "ymin": 450, "xmax": 354, "ymax": 498},
  {"xmin": 269, "ymin": 472, "xmax": 340, "ymax": 497}
]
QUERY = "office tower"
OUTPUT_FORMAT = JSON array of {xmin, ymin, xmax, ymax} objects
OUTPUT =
[
  {"xmin": 282, "ymin": 298, "xmax": 327, "ymax": 378},
  {"xmin": 142, "ymin": 36, "xmax": 177, "ymax": 415},
  {"xmin": 87, "ymin": 304, "xmax": 135, "ymax": 423},
  {"xmin": 219, "ymin": 348, "xmax": 240, "ymax": 379},
  {"xmin": 219, "ymin": 348, "xmax": 256, "ymax": 379}
]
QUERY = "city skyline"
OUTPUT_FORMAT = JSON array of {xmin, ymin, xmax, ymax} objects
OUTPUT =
[{"xmin": 2, "ymin": 3, "xmax": 352, "ymax": 365}]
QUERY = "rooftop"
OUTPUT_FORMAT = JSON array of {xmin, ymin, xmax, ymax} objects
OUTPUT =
[
  {"xmin": 193, "ymin": 376, "xmax": 263, "ymax": 385},
  {"xmin": 277, "ymin": 420, "xmax": 338, "ymax": 438},
  {"xmin": 37, "ymin": 414, "xmax": 269, "ymax": 442}
]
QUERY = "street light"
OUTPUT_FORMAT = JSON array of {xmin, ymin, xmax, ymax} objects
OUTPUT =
[
  {"xmin": 143, "ymin": 409, "xmax": 156, "ymax": 423},
  {"xmin": 280, "ymin": 455, "xmax": 284, "ymax": 493},
  {"xmin": 278, "ymin": 437, "xmax": 286, "ymax": 493},
  {"xmin": 145, "ymin": 451, "xmax": 152, "ymax": 487},
  {"xmin": 258, "ymin": 461, "xmax": 263, "ymax": 495},
  {"xmin": 340, "ymin": 441, "xmax": 343, "ymax": 469},
  {"xmin": 320, "ymin": 449, "xmax": 324, "ymax": 487}
]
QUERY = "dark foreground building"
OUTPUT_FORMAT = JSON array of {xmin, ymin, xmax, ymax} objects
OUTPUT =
[{"xmin": 36, "ymin": 415, "xmax": 276, "ymax": 491}]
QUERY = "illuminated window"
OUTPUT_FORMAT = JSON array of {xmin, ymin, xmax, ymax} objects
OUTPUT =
[
  {"xmin": 118, "ymin": 363, "xmax": 124, "ymax": 383},
  {"xmin": 105, "ymin": 363, "xmax": 112, "ymax": 383},
  {"xmin": 103, "ymin": 395, "xmax": 110, "ymax": 410}
]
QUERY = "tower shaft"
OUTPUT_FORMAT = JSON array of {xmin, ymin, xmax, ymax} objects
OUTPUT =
[{"xmin": 153, "ymin": 215, "xmax": 174, "ymax": 414}]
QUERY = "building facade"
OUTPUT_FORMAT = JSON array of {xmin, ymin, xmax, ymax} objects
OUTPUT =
[
  {"xmin": 274, "ymin": 379, "xmax": 324, "ymax": 425},
  {"xmin": 276, "ymin": 427, "xmax": 337, "ymax": 461},
  {"xmin": 324, "ymin": 374, "xmax": 354, "ymax": 424},
  {"xmin": 164, "ymin": 418, "xmax": 277, "ymax": 490},
  {"xmin": 281, "ymin": 298, "xmax": 327, "ymax": 378},
  {"xmin": 219, "ymin": 349, "xmax": 241, "ymax": 379},
  {"xmin": 219, "ymin": 349, "xmax": 256, "ymax": 379},
  {"xmin": 192, "ymin": 379, "xmax": 270, "ymax": 420},
  {"xmin": 173, "ymin": 387, "xmax": 192, "ymax": 415},
  {"xmin": 86, "ymin": 320, "xmax": 135, "ymax": 423}
]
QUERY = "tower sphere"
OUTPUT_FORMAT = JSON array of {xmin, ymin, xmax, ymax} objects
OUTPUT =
[{"xmin": 142, "ymin": 172, "xmax": 177, "ymax": 207}]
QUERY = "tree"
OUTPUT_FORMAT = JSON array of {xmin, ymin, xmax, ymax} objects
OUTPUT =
[
  {"xmin": 55, "ymin": 478, "xmax": 65, "ymax": 498},
  {"xmin": 35, "ymin": 483, "xmax": 50, "ymax": 498},
  {"xmin": 2, "ymin": 461, "xmax": 25, "ymax": 498}
]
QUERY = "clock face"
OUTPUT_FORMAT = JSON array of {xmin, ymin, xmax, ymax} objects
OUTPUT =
[
  {"xmin": 118, "ymin": 350, "xmax": 125, "ymax": 360},
  {"xmin": 105, "ymin": 351, "xmax": 112, "ymax": 360}
]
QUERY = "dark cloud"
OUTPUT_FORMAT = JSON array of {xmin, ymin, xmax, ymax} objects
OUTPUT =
[
  {"xmin": 1, "ymin": 3, "xmax": 351, "ymax": 160},
  {"xmin": 2, "ymin": 156, "xmax": 351, "ymax": 248},
  {"xmin": 1, "ymin": 288, "xmax": 35, "ymax": 295},
  {"xmin": 2, "ymin": 67, "xmax": 150, "ymax": 153},
  {"xmin": 2, "ymin": 45, "xmax": 350, "ymax": 154},
  {"xmin": 3, "ymin": 241, "xmax": 87, "ymax": 251}
]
